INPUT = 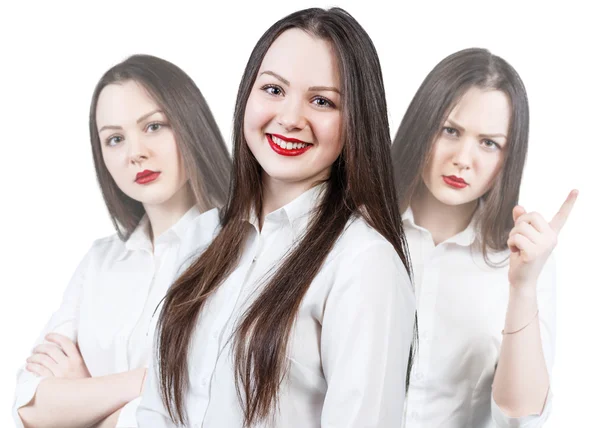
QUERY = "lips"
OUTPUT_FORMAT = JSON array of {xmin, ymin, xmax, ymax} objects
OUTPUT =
[
  {"xmin": 135, "ymin": 170, "xmax": 161, "ymax": 184},
  {"xmin": 442, "ymin": 175, "xmax": 468, "ymax": 189},
  {"xmin": 267, "ymin": 133, "xmax": 312, "ymax": 156}
]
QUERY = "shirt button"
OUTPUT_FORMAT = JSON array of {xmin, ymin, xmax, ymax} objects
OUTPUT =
[
  {"xmin": 410, "ymin": 411, "xmax": 419, "ymax": 420},
  {"xmin": 415, "ymin": 372, "xmax": 424, "ymax": 381},
  {"xmin": 212, "ymin": 330, "xmax": 219, "ymax": 339},
  {"xmin": 200, "ymin": 377, "xmax": 208, "ymax": 387}
]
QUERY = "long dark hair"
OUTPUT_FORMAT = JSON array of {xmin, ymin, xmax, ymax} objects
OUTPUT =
[
  {"xmin": 89, "ymin": 54, "xmax": 232, "ymax": 240},
  {"xmin": 391, "ymin": 48, "xmax": 529, "ymax": 261},
  {"xmin": 157, "ymin": 8, "xmax": 414, "ymax": 426}
]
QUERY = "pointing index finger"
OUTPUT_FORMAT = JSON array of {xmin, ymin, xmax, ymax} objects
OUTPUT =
[{"xmin": 549, "ymin": 189, "xmax": 579, "ymax": 233}]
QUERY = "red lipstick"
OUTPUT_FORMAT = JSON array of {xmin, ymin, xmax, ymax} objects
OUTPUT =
[
  {"xmin": 442, "ymin": 175, "xmax": 468, "ymax": 189},
  {"xmin": 267, "ymin": 134, "xmax": 312, "ymax": 156},
  {"xmin": 135, "ymin": 170, "xmax": 161, "ymax": 184}
]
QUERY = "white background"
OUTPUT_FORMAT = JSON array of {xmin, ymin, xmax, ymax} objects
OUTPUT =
[{"xmin": 1, "ymin": 0, "xmax": 597, "ymax": 426}]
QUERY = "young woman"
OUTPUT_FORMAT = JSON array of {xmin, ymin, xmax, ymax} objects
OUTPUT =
[
  {"xmin": 13, "ymin": 54, "xmax": 232, "ymax": 428},
  {"xmin": 138, "ymin": 7, "xmax": 416, "ymax": 428},
  {"xmin": 391, "ymin": 48, "xmax": 577, "ymax": 427}
]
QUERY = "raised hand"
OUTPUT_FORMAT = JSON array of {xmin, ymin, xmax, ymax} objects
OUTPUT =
[{"xmin": 507, "ymin": 190, "xmax": 578, "ymax": 288}]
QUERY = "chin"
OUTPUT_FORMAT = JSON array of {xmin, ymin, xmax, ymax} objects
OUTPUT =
[
  {"xmin": 265, "ymin": 173, "xmax": 309, "ymax": 184},
  {"xmin": 129, "ymin": 189, "xmax": 175, "ymax": 206},
  {"xmin": 260, "ymin": 164, "xmax": 303, "ymax": 181},
  {"xmin": 432, "ymin": 189, "xmax": 474, "ymax": 207}
]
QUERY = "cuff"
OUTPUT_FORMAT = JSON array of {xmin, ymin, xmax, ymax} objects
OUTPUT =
[
  {"xmin": 491, "ymin": 388, "xmax": 553, "ymax": 428},
  {"xmin": 12, "ymin": 371, "xmax": 45, "ymax": 428},
  {"xmin": 116, "ymin": 397, "xmax": 142, "ymax": 427}
]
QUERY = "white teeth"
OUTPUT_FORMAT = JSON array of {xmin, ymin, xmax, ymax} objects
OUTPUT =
[{"xmin": 270, "ymin": 135, "xmax": 309, "ymax": 150}]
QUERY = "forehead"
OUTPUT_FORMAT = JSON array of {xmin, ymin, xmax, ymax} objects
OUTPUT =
[
  {"xmin": 259, "ymin": 28, "xmax": 340, "ymax": 88},
  {"xmin": 96, "ymin": 80, "xmax": 159, "ymax": 128},
  {"xmin": 448, "ymin": 86, "xmax": 511, "ymax": 135}
]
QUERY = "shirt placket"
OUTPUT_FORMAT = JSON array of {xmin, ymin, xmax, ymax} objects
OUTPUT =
[
  {"xmin": 406, "ymin": 231, "xmax": 443, "ymax": 427},
  {"xmin": 114, "ymin": 250, "xmax": 156, "ymax": 372},
  {"xmin": 214, "ymin": 219, "xmax": 282, "ymax": 351},
  {"xmin": 191, "ymin": 228, "xmax": 263, "ymax": 427},
  {"xmin": 140, "ymin": 243, "xmax": 172, "ymax": 361}
]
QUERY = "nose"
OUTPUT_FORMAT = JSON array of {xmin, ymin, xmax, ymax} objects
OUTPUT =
[
  {"xmin": 127, "ymin": 135, "xmax": 149, "ymax": 165},
  {"xmin": 452, "ymin": 139, "xmax": 474, "ymax": 171},
  {"xmin": 277, "ymin": 96, "xmax": 307, "ymax": 132}
]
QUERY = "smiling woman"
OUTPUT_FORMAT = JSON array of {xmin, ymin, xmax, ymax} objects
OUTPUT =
[
  {"xmin": 12, "ymin": 54, "xmax": 231, "ymax": 428},
  {"xmin": 243, "ymin": 27, "xmax": 344, "ymax": 213},
  {"xmin": 138, "ymin": 7, "xmax": 416, "ymax": 428}
]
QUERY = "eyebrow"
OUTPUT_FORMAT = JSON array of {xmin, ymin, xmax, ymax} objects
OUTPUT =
[
  {"xmin": 98, "ymin": 109, "xmax": 164, "ymax": 134},
  {"xmin": 260, "ymin": 71, "xmax": 289, "ymax": 86},
  {"xmin": 446, "ymin": 118, "xmax": 507, "ymax": 140},
  {"xmin": 259, "ymin": 70, "xmax": 341, "ymax": 94},
  {"xmin": 308, "ymin": 85, "xmax": 341, "ymax": 94}
]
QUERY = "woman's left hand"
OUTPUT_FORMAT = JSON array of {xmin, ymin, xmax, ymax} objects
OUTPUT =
[
  {"xmin": 26, "ymin": 333, "xmax": 91, "ymax": 379},
  {"xmin": 507, "ymin": 190, "xmax": 578, "ymax": 289}
]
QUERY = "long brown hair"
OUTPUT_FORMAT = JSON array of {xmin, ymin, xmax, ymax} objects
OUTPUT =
[
  {"xmin": 391, "ymin": 48, "xmax": 529, "ymax": 261},
  {"xmin": 157, "ymin": 7, "xmax": 414, "ymax": 426},
  {"xmin": 89, "ymin": 54, "xmax": 232, "ymax": 240}
]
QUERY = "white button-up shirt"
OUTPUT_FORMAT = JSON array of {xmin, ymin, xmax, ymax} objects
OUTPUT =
[
  {"xmin": 137, "ymin": 185, "xmax": 416, "ymax": 428},
  {"xmin": 12, "ymin": 206, "xmax": 221, "ymax": 428},
  {"xmin": 402, "ymin": 207, "xmax": 555, "ymax": 428}
]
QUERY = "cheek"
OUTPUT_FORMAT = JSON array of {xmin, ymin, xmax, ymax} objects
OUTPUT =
[
  {"xmin": 101, "ymin": 149, "xmax": 123, "ymax": 180},
  {"xmin": 174, "ymin": 150, "xmax": 187, "ymax": 181},
  {"xmin": 244, "ymin": 94, "xmax": 274, "ymax": 134},
  {"xmin": 422, "ymin": 143, "xmax": 446, "ymax": 178},
  {"xmin": 160, "ymin": 139, "xmax": 186, "ymax": 177},
  {"xmin": 478, "ymin": 155, "xmax": 505, "ymax": 189},
  {"xmin": 313, "ymin": 113, "xmax": 342, "ymax": 153}
]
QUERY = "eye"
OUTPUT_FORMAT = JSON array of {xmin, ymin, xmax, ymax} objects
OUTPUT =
[
  {"xmin": 312, "ymin": 96, "xmax": 335, "ymax": 108},
  {"xmin": 105, "ymin": 135, "xmax": 123, "ymax": 147},
  {"xmin": 443, "ymin": 126, "xmax": 459, "ymax": 137},
  {"xmin": 482, "ymin": 139, "xmax": 501, "ymax": 150},
  {"xmin": 146, "ymin": 122, "xmax": 163, "ymax": 132},
  {"xmin": 261, "ymin": 84, "xmax": 284, "ymax": 96}
]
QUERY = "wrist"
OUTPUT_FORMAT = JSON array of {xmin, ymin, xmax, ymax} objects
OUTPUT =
[{"xmin": 509, "ymin": 281, "xmax": 538, "ymax": 299}]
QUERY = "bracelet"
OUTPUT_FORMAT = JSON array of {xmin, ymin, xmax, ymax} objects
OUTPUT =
[{"xmin": 502, "ymin": 309, "xmax": 539, "ymax": 335}]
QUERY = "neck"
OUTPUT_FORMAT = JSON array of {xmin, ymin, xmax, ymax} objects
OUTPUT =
[
  {"xmin": 144, "ymin": 182, "xmax": 197, "ymax": 245},
  {"xmin": 260, "ymin": 171, "xmax": 326, "ymax": 229},
  {"xmin": 410, "ymin": 183, "xmax": 477, "ymax": 245}
]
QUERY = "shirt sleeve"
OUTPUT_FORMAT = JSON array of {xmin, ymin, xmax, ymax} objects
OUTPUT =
[
  {"xmin": 491, "ymin": 253, "xmax": 557, "ymax": 427},
  {"xmin": 116, "ymin": 397, "xmax": 142, "ymax": 427},
  {"xmin": 320, "ymin": 240, "xmax": 416, "ymax": 428},
  {"xmin": 136, "ymin": 352, "xmax": 178, "ymax": 428},
  {"xmin": 12, "ymin": 245, "xmax": 94, "ymax": 428}
]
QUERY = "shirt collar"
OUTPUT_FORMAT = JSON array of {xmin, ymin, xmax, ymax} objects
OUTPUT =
[
  {"xmin": 167, "ymin": 205, "xmax": 202, "ymax": 241},
  {"xmin": 117, "ymin": 205, "xmax": 203, "ymax": 260},
  {"xmin": 248, "ymin": 183, "xmax": 326, "ymax": 240},
  {"xmin": 402, "ymin": 204, "xmax": 478, "ymax": 247}
]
